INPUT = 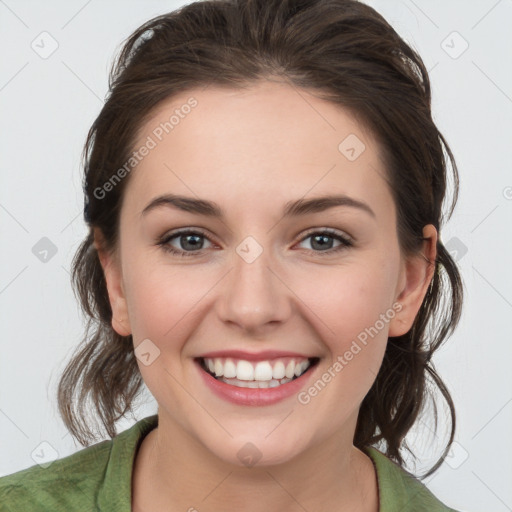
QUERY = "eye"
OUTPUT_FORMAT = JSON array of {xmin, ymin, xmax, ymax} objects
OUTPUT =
[
  {"xmin": 157, "ymin": 229, "xmax": 214, "ymax": 257},
  {"xmin": 296, "ymin": 229, "xmax": 353, "ymax": 255},
  {"xmin": 156, "ymin": 227, "xmax": 353, "ymax": 258}
]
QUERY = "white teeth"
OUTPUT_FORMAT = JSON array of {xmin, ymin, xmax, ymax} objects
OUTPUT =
[
  {"xmin": 219, "ymin": 376, "xmax": 295, "ymax": 389},
  {"xmin": 202, "ymin": 357, "xmax": 314, "ymax": 383},
  {"xmin": 272, "ymin": 361, "xmax": 285, "ymax": 379},
  {"xmin": 254, "ymin": 361, "xmax": 273, "ymax": 381},
  {"xmin": 224, "ymin": 358, "xmax": 237, "ymax": 378},
  {"xmin": 285, "ymin": 360, "xmax": 295, "ymax": 379},
  {"xmin": 214, "ymin": 359, "xmax": 224, "ymax": 377},
  {"xmin": 236, "ymin": 360, "xmax": 254, "ymax": 381},
  {"xmin": 294, "ymin": 360, "xmax": 310, "ymax": 377}
]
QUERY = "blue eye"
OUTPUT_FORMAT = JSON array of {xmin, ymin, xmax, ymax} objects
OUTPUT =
[
  {"xmin": 158, "ymin": 229, "xmax": 213, "ymax": 257},
  {"xmin": 157, "ymin": 228, "xmax": 353, "ymax": 257},
  {"xmin": 297, "ymin": 229, "xmax": 353, "ymax": 254}
]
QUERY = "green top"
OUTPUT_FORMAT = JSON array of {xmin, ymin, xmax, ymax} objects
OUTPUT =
[{"xmin": 0, "ymin": 414, "xmax": 458, "ymax": 511}]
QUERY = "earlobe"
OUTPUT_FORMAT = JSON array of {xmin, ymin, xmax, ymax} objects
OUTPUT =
[
  {"xmin": 93, "ymin": 228, "xmax": 132, "ymax": 337},
  {"xmin": 388, "ymin": 225, "xmax": 437, "ymax": 337}
]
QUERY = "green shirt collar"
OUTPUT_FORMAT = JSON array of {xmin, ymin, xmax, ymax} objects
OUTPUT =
[{"xmin": 97, "ymin": 415, "xmax": 453, "ymax": 511}]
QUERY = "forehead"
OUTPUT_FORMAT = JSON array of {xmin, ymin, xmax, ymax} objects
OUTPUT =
[{"xmin": 124, "ymin": 80, "xmax": 393, "ymax": 221}]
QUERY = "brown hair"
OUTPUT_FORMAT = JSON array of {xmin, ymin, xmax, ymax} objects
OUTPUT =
[{"xmin": 58, "ymin": 0, "xmax": 463, "ymax": 477}]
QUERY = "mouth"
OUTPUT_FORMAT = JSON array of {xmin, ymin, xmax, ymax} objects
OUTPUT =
[{"xmin": 195, "ymin": 356, "xmax": 320, "ymax": 389}]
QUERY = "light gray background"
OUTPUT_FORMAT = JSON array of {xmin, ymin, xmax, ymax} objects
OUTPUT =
[{"xmin": 1, "ymin": 1, "xmax": 511, "ymax": 510}]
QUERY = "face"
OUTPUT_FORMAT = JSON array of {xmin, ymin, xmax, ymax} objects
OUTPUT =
[{"xmin": 96, "ymin": 80, "xmax": 435, "ymax": 467}]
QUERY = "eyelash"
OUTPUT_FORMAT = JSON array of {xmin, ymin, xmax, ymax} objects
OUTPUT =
[{"xmin": 156, "ymin": 227, "xmax": 353, "ymax": 258}]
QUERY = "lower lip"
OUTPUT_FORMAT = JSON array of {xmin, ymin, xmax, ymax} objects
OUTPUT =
[{"xmin": 196, "ymin": 360, "xmax": 318, "ymax": 406}]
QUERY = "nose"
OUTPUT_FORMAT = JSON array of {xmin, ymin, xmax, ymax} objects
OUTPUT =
[{"xmin": 215, "ymin": 242, "xmax": 292, "ymax": 335}]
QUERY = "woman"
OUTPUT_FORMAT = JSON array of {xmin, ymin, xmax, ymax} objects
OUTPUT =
[{"xmin": 0, "ymin": 0, "xmax": 463, "ymax": 510}]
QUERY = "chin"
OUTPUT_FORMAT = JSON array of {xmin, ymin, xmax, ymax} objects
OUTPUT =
[{"xmin": 203, "ymin": 432, "xmax": 309, "ymax": 469}]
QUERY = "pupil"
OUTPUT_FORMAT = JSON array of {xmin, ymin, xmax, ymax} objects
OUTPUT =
[
  {"xmin": 312, "ymin": 234, "xmax": 332, "ymax": 251},
  {"xmin": 182, "ymin": 234, "xmax": 202, "ymax": 250}
]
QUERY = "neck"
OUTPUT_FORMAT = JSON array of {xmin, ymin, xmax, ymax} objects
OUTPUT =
[{"xmin": 132, "ymin": 410, "xmax": 378, "ymax": 512}]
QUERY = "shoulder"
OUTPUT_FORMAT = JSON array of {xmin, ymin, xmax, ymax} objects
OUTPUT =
[
  {"xmin": 0, "ymin": 437, "xmax": 113, "ymax": 511},
  {"xmin": 0, "ymin": 415, "xmax": 158, "ymax": 512},
  {"xmin": 365, "ymin": 447, "xmax": 460, "ymax": 512}
]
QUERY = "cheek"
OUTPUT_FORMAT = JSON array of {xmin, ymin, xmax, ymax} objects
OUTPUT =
[
  {"xmin": 122, "ymin": 255, "xmax": 212, "ymax": 408},
  {"xmin": 122, "ymin": 251, "xmax": 215, "ymax": 344},
  {"xmin": 293, "ymin": 257, "xmax": 399, "ymax": 402},
  {"xmin": 299, "ymin": 258, "xmax": 399, "ymax": 344}
]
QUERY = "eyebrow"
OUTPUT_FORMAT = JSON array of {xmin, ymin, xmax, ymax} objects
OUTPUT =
[{"xmin": 141, "ymin": 193, "xmax": 376, "ymax": 219}]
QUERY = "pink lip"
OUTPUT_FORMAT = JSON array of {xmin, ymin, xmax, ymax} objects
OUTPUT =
[
  {"xmin": 196, "ymin": 349, "xmax": 315, "ymax": 361},
  {"xmin": 195, "ymin": 358, "xmax": 319, "ymax": 406}
]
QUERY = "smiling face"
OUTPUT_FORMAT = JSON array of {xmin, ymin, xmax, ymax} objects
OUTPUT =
[{"xmin": 95, "ymin": 80, "xmax": 435, "ymax": 468}]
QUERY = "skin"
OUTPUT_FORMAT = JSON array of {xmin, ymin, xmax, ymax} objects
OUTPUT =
[{"xmin": 94, "ymin": 80, "xmax": 436, "ymax": 512}]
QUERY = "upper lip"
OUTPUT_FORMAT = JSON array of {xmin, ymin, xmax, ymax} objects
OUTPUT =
[{"xmin": 196, "ymin": 350, "xmax": 317, "ymax": 361}]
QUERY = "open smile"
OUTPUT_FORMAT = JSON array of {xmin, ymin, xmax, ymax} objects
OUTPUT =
[{"xmin": 194, "ymin": 354, "xmax": 320, "ymax": 406}]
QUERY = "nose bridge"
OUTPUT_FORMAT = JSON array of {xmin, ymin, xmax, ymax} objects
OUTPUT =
[{"xmin": 216, "ymin": 235, "xmax": 290, "ymax": 331}]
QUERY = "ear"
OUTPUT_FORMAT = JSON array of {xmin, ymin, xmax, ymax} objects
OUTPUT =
[
  {"xmin": 388, "ymin": 224, "xmax": 437, "ymax": 337},
  {"xmin": 93, "ymin": 227, "xmax": 132, "ymax": 337}
]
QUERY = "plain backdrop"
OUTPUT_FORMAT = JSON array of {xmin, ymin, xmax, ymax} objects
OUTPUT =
[{"xmin": 1, "ymin": 1, "xmax": 511, "ymax": 510}]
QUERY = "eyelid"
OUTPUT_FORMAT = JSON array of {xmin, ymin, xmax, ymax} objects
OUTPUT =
[
  {"xmin": 157, "ymin": 226, "xmax": 354, "ymax": 258},
  {"xmin": 293, "ymin": 228, "xmax": 353, "ymax": 256},
  {"xmin": 296, "ymin": 227, "xmax": 353, "ymax": 244},
  {"xmin": 160, "ymin": 226, "xmax": 211, "ymax": 240},
  {"xmin": 158, "ymin": 227, "xmax": 217, "ymax": 249},
  {"xmin": 159, "ymin": 226, "xmax": 353, "ymax": 246}
]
